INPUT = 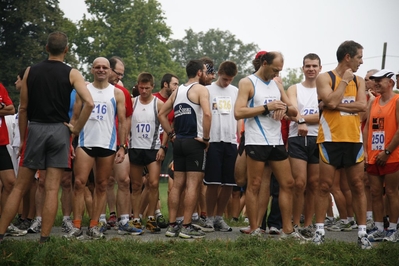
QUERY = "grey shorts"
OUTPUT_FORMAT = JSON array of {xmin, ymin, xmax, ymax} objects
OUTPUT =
[
  {"xmin": 20, "ymin": 122, "xmax": 71, "ymax": 169},
  {"xmin": 288, "ymin": 136, "xmax": 319, "ymax": 164}
]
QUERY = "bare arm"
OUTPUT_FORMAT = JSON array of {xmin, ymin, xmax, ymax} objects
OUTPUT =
[
  {"xmin": 0, "ymin": 104, "xmax": 15, "ymax": 116},
  {"xmin": 279, "ymin": 82, "xmax": 297, "ymax": 118},
  {"xmin": 317, "ymin": 72, "xmax": 347, "ymax": 109},
  {"xmin": 335, "ymin": 77, "xmax": 367, "ymax": 113},
  {"xmin": 18, "ymin": 67, "xmax": 30, "ymax": 150},
  {"xmin": 114, "ymin": 88, "xmax": 126, "ymax": 164},
  {"xmin": 362, "ymin": 98, "xmax": 374, "ymax": 164},
  {"xmin": 158, "ymin": 90, "xmax": 176, "ymax": 140},
  {"xmin": 68, "ymin": 69, "xmax": 94, "ymax": 134},
  {"xmin": 197, "ymin": 85, "xmax": 211, "ymax": 140}
]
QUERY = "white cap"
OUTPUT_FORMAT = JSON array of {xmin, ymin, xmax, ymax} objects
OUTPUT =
[{"xmin": 370, "ymin": 69, "xmax": 396, "ymax": 87}]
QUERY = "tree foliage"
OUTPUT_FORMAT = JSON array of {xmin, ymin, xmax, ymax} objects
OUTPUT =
[
  {"xmin": 282, "ymin": 68, "xmax": 304, "ymax": 90},
  {"xmin": 73, "ymin": 0, "xmax": 185, "ymax": 91},
  {"xmin": 169, "ymin": 28, "xmax": 260, "ymax": 87},
  {"xmin": 0, "ymin": 0, "xmax": 77, "ymax": 105}
]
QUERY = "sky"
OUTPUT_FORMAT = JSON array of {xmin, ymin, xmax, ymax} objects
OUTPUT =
[{"xmin": 58, "ymin": 0, "xmax": 399, "ymax": 79}]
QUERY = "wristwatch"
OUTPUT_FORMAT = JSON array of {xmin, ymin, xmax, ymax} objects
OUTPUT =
[
  {"xmin": 118, "ymin": 144, "xmax": 128, "ymax": 154},
  {"xmin": 298, "ymin": 118, "xmax": 306, "ymax": 124},
  {"xmin": 385, "ymin": 149, "xmax": 392, "ymax": 155},
  {"xmin": 0, "ymin": 103, "xmax": 5, "ymax": 109}
]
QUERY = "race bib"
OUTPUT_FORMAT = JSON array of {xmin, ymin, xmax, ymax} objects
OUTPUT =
[
  {"xmin": 340, "ymin": 96, "xmax": 357, "ymax": 116},
  {"xmin": 90, "ymin": 102, "xmax": 108, "ymax": 121},
  {"xmin": 136, "ymin": 123, "xmax": 151, "ymax": 139},
  {"xmin": 371, "ymin": 131, "xmax": 385, "ymax": 151},
  {"xmin": 263, "ymin": 97, "xmax": 277, "ymax": 117},
  {"xmin": 216, "ymin": 96, "xmax": 232, "ymax": 114},
  {"xmin": 302, "ymin": 107, "xmax": 318, "ymax": 116}
]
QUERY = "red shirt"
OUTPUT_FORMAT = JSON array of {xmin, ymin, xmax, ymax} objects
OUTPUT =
[
  {"xmin": 0, "ymin": 83, "xmax": 13, "ymax": 146},
  {"xmin": 153, "ymin": 92, "xmax": 174, "ymax": 143},
  {"xmin": 115, "ymin": 83, "xmax": 133, "ymax": 145}
]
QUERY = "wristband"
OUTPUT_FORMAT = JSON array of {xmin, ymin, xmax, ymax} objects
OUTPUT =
[
  {"xmin": 262, "ymin": 104, "xmax": 269, "ymax": 116},
  {"xmin": 167, "ymin": 131, "xmax": 175, "ymax": 138},
  {"xmin": 160, "ymin": 145, "xmax": 168, "ymax": 152},
  {"xmin": 202, "ymin": 138, "xmax": 210, "ymax": 142}
]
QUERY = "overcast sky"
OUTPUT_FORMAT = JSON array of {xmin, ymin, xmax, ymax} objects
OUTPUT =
[{"xmin": 59, "ymin": 0, "xmax": 399, "ymax": 78}]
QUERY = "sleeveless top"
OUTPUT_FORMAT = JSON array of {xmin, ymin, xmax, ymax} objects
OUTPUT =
[
  {"xmin": 208, "ymin": 82, "xmax": 238, "ymax": 144},
  {"xmin": 173, "ymin": 83, "xmax": 204, "ymax": 139},
  {"xmin": 130, "ymin": 96, "xmax": 161, "ymax": 149},
  {"xmin": 78, "ymin": 83, "xmax": 117, "ymax": 150},
  {"xmin": 317, "ymin": 72, "xmax": 362, "ymax": 143},
  {"xmin": 289, "ymin": 83, "xmax": 319, "ymax": 137},
  {"xmin": 27, "ymin": 60, "xmax": 73, "ymax": 123},
  {"xmin": 245, "ymin": 75, "xmax": 283, "ymax": 146},
  {"xmin": 367, "ymin": 94, "xmax": 399, "ymax": 164}
]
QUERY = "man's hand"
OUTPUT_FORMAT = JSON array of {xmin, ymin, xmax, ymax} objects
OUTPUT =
[{"xmin": 114, "ymin": 149, "xmax": 125, "ymax": 164}]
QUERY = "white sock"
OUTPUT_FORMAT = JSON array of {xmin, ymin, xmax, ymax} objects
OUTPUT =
[
  {"xmin": 347, "ymin": 217, "xmax": 354, "ymax": 222},
  {"xmin": 36, "ymin": 216, "xmax": 42, "ymax": 222},
  {"xmin": 315, "ymin": 223, "xmax": 325, "ymax": 235},
  {"xmin": 366, "ymin": 211, "xmax": 373, "ymax": 220},
  {"xmin": 63, "ymin": 216, "xmax": 70, "ymax": 221},
  {"xmin": 176, "ymin": 216, "xmax": 184, "ymax": 223},
  {"xmin": 358, "ymin": 225, "xmax": 367, "ymax": 237},
  {"xmin": 192, "ymin": 212, "xmax": 199, "ymax": 220},
  {"xmin": 99, "ymin": 214, "xmax": 107, "ymax": 223},
  {"xmin": 375, "ymin": 222, "xmax": 384, "ymax": 231},
  {"xmin": 120, "ymin": 214, "xmax": 129, "ymax": 225},
  {"xmin": 155, "ymin": 209, "xmax": 162, "ymax": 218}
]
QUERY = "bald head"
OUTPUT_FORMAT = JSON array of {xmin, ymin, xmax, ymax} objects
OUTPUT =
[{"xmin": 91, "ymin": 57, "xmax": 110, "ymax": 83}]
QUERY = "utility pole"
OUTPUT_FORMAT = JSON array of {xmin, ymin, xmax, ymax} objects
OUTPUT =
[{"xmin": 381, "ymin": 42, "xmax": 387, "ymax": 69}]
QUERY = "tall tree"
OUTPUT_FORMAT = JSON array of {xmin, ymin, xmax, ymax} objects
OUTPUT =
[
  {"xmin": 74, "ymin": 0, "xmax": 184, "ymax": 91},
  {"xmin": 282, "ymin": 68, "xmax": 304, "ymax": 90},
  {"xmin": 169, "ymin": 28, "xmax": 260, "ymax": 86},
  {"xmin": 0, "ymin": 0, "xmax": 77, "ymax": 104}
]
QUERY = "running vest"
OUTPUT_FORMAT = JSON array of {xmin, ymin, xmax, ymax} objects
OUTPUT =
[
  {"xmin": 317, "ymin": 72, "xmax": 362, "ymax": 143},
  {"xmin": 27, "ymin": 60, "xmax": 73, "ymax": 123},
  {"xmin": 245, "ymin": 75, "xmax": 283, "ymax": 146},
  {"xmin": 78, "ymin": 83, "xmax": 117, "ymax": 150},
  {"xmin": 367, "ymin": 94, "xmax": 399, "ymax": 164},
  {"xmin": 208, "ymin": 82, "xmax": 238, "ymax": 144},
  {"xmin": 173, "ymin": 83, "xmax": 204, "ymax": 139},
  {"xmin": 130, "ymin": 96, "xmax": 161, "ymax": 149},
  {"xmin": 289, "ymin": 83, "xmax": 319, "ymax": 137}
]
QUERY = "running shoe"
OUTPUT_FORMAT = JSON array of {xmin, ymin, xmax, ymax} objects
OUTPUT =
[
  {"xmin": 118, "ymin": 220, "xmax": 144, "ymax": 235},
  {"xmin": 312, "ymin": 231, "xmax": 325, "ymax": 245},
  {"xmin": 358, "ymin": 234, "xmax": 372, "ymax": 249},
  {"xmin": 280, "ymin": 230, "xmax": 307, "ymax": 243},
  {"xmin": 328, "ymin": 220, "xmax": 352, "ymax": 232},
  {"xmin": 250, "ymin": 228, "xmax": 262, "ymax": 237},
  {"xmin": 62, "ymin": 227, "xmax": 84, "ymax": 240},
  {"xmin": 86, "ymin": 226, "xmax": 105, "ymax": 240},
  {"xmin": 324, "ymin": 217, "xmax": 336, "ymax": 228},
  {"xmin": 165, "ymin": 223, "xmax": 181, "ymax": 237},
  {"xmin": 350, "ymin": 220, "xmax": 358, "ymax": 229},
  {"xmin": 5, "ymin": 224, "xmax": 27, "ymax": 236},
  {"xmin": 367, "ymin": 228, "xmax": 386, "ymax": 242},
  {"xmin": 107, "ymin": 214, "xmax": 117, "ymax": 229},
  {"xmin": 61, "ymin": 219, "xmax": 74, "ymax": 233},
  {"xmin": 214, "ymin": 217, "xmax": 232, "ymax": 232},
  {"xmin": 27, "ymin": 218, "xmax": 41, "ymax": 233},
  {"xmin": 146, "ymin": 217, "xmax": 161, "ymax": 233},
  {"xmin": 383, "ymin": 229, "xmax": 399, "ymax": 242},
  {"xmin": 132, "ymin": 218, "xmax": 143, "ymax": 230},
  {"xmin": 298, "ymin": 225, "xmax": 315, "ymax": 239},
  {"xmin": 239, "ymin": 226, "xmax": 251, "ymax": 234},
  {"xmin": 192, "ymin": 217, "xmax": 214, "ymax": 232},
  {"xmin": 17, "ymin": 219, "xmax": 31, "ymax": 230},
  {"xmin": 156, "ymin": 215, "xmax": 168, "ymax": 229},
  {"xmin": 366, "ymin": 218, "xmax": 375, "ymax": 233},
  {"xmin": 179, "ymin": 224, "xmax": 205, "ymax": 239},
  {"xmin": 98, "ymin": 221, "xmax": 108, "ymax": 233},
  {"xmin": 268, "ymin": 227, "xmax": 281, "ymax": 235}
]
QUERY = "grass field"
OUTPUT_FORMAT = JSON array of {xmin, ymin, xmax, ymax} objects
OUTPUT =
[{"xmin": 3, "ymin": 179, "xmax": 399, "ymax": 265}]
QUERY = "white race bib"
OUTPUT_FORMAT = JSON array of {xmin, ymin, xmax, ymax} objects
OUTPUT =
[{"xmin": 371, "ymin": 131, "xmax": 385, "ymax": 151}]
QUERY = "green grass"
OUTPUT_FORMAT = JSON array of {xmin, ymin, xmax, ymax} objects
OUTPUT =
[{"xmin": 1, "ymin": 236, "xmax": 399, "ymax": 265}]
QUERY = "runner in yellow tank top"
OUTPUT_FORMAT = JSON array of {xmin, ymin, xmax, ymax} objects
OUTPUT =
[{"xmin": 311, "ymin": 41, "xmax": 371, "ymax": 249}]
